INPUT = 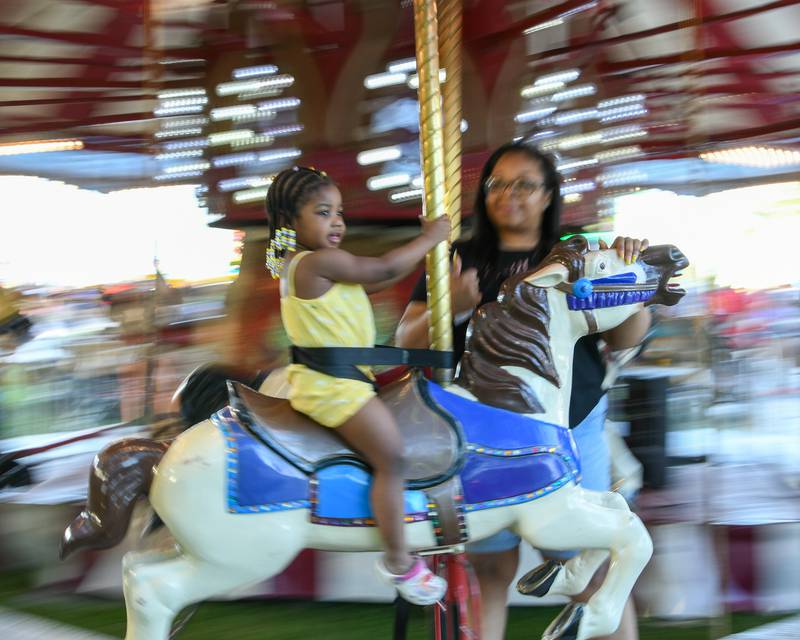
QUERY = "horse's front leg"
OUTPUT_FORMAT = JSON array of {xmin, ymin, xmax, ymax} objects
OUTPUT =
[
  {"xmin": 518, "ymin": 490, "xmax": 631, "ymax": 599},
  {"xmin": 514, "ymin": 485, "xmax": 652, "ymax": 640}
]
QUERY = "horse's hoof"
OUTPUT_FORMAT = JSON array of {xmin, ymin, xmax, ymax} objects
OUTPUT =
[
  {"xmin": 542, "ymin": 602, "xmax": 584, "ymax": 640},
  {"xmin": 517, "ymin": 559, "xmax": 562, "ymax": 597},
  {"xmin": 60, "ymin": 513, "xmax": 95, "ymax": 560}
]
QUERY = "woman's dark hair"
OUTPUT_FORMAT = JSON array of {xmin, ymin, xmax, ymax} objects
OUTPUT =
[
  {"xmin": 265, "ymin": 166, "xmax": 334, "ymax": 242},
  {"xmin": 463, "ymin": 142, "xmax": 562, "ymax": 267}
]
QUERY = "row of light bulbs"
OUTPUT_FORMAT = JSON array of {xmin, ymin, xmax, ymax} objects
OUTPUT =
[
  {"xmin": 700, "ymin": 146, "xmax": 800, "ymax": 169},
  {"xmin": 515, "ymin": 65, "xmax": 650, "ymax": 208},
  {"xmin": 152, "ymin": 63, "xmax": 303, "ymax": 195}
]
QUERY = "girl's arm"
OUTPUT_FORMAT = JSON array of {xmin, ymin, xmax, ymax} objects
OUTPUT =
[
  {"xmin": 300, "ymin": 216, "xmax": 450, "ymax": 292},
  {"xmin": 363, "ymin": 272, "xmax": 413, "ymax": 295}
]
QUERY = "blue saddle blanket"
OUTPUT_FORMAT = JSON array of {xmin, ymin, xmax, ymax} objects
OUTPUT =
[
  {"xmin": 213, "ymin": 407, "xmax": 310, "ymax": 514},
  {"xmin": 213, "ymin": 381, "xmax": 580, "ymax": 519}
]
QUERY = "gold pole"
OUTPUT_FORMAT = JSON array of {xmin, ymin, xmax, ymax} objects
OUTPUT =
[
  {"xmin": 438, "ymin": 0, "xmax": 463, "ymax": 242},
  {"xmin": 413, "ymin": 0, "xmax": 453, "ymax": 384}
]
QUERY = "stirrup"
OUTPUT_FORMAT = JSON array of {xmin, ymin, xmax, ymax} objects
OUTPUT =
[
  {"xmin": 376, "ymin": 556, "xmax": 447, "ymax": 606},
  {"xmin": 517, "ymin": 559, "xmax": 562, "ymax": 597}
]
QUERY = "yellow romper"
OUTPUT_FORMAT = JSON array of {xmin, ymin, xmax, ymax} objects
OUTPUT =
[{"xmin": 281, "ymin": 250, "xmax": 377, "ymax": 428}]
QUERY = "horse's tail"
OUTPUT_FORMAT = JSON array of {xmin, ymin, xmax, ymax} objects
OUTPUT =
[
  {"xmin": 175, "ymin": 364, "xmax": 270, "ymax": 426},
  {"xmin": 60, "ymin": 438, "xmax": 169, "ymax": 560}
]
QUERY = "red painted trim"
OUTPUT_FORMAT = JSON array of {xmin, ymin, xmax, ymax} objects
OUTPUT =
[
  {"xmin": 0, "ymin": 112, "xmax": 155, "ymax": 136},
  {"xmin": 473, "ymin": 0, "xmax": 600, "ymax": 47},
  {"xmin": 0, "ymin": 24, "xmax": 140, "ymax": 54},
  {"xmin": 598, "ymin": 42, "xmax": 800, "ymax": 74},
  {"xmin": 0, "ymin": 94, "xmax": 152, "ymax": 108}
]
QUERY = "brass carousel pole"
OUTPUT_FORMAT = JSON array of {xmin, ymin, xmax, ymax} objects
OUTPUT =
[
  {"xmin": 438, "ymin": 0, "xmax": 463, "ymax": 242},
  {"xmin": 413, "ymin": 0, "xmax": 453, "ymax": 385}
]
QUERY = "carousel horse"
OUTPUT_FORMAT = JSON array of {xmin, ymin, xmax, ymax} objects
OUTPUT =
[{"xmin": 61, "ymin": 237, "xmax": 688, "ymax": 640}]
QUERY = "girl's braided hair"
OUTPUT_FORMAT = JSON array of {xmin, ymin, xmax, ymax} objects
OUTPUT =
[{"xmin": 265, "ymin": 166, "xmax": 334, "ymax": 243}]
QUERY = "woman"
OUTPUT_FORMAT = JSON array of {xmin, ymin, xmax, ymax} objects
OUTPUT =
[{"xmin": 395, "ymin": 142, "xmax": 649, "ymax": 640}]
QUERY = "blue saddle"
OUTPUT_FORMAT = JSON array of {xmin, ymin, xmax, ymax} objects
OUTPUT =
[{"xmin": 211, "ymin": 379, "xmax": 580, "ymax": 522}]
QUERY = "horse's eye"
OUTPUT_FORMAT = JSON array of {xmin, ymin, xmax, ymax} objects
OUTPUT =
[{"xmin": 598, "ymin": 262, "xmax": 606, "ymax": 271}]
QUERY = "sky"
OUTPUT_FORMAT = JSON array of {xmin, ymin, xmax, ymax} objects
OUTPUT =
[
  {"xmin": 0, "ymin": 177, "xmax": 237, "ymax": 287},
  {"xmin": 1, "ymin": 175, "xmax": 798, "ymax": 290},
  {"xmin": 613, "ymin": 181, "xmax": 800, "ymax": 290}
]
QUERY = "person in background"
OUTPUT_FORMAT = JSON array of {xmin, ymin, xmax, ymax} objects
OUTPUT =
[{"xmin": 0, "ymin": 285, "xmax": 32, "ymax": 349}]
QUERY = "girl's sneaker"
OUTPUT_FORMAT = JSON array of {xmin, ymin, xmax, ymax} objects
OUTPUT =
[{"xmin": 376, "ymin": 556, "xmax": 447, "ymax": 605}]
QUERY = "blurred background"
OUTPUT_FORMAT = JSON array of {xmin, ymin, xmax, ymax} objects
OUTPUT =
[{"xmin": 0, "ymin": 0, "xmax": 798, "ymax": 638}]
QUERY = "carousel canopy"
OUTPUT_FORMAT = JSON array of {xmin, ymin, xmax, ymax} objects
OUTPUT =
[{"xmin": 0, "ymin": 0, "xmax": 798, "ymax": 227}]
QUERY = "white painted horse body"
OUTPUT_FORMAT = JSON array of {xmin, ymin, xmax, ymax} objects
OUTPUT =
[{"xmin": 63, "ymin": 239, "xmax": 688, "ymax": 640}]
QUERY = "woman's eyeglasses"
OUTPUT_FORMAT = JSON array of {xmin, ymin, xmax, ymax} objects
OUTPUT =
[{"xmin": 484, "ymin": 176, "xmax": 544, "ymax": 198}]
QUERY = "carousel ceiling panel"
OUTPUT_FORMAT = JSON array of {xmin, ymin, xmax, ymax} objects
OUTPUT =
[
  {"xmin": 2, "ymin": 0, "xmax": 113, "ymax": 33},
  {"xmin": 724, "ymin": 1, "xmax": 800, "ymax": 41},
  {"xmin": 765, "ymin": 52, "xmax": 800, "ymax": 72}
]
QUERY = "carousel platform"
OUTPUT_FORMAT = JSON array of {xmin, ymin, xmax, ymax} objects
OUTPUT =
[
  {"xmin": 0, "ymin": 606, "xmax": 113, "ymax": 639},
  {"xmin": 722, "ymin": 614, "xmax": 800, "ymax": 639}
]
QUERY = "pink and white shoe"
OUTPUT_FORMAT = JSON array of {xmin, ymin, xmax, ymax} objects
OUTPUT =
[{"xmin": 376, "ymin": 556, "xmax": 447, "ymax": 606}]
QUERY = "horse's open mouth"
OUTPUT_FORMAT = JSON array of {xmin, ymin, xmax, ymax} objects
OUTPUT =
[
  {"xmin": 666, "ymin": 277, "xmax": 685, "ymax": 295},
  {"xmin": 640, "ymin": 245, "xmax": 690, "ymax": 307}
]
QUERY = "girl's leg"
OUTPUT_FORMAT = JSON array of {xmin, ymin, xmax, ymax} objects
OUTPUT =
[{"xmin": 336, "ymin": 396, "xmax": 410, "ymax": 573}]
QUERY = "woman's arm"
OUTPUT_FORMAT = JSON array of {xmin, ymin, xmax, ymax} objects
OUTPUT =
[
  {"xmin": 602, "ymin": 308, "xmax": 651, "ymax": 350},
  {"xmin": 395, "ymin": 251, "xmax": 483, "ymax": 348},
  {"xmin": 599, "ymin": 235, "xmax": 652, "ymax": 349},
  {"xmin": 395, "ymin": 301, "xmax": 431, "ymax": 348}
]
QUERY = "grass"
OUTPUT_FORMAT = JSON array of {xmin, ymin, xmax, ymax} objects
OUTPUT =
[{"xmin": 0, "ymin": 569, "xmax": 792, "ymax": 639}]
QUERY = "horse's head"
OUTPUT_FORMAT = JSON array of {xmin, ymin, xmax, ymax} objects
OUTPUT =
[
  {"xmin": 525, "ymin": 236, "xmax": 689, "ymax": 334},
  {"xmin": 455, "ymin": 236, "xmax": 688, "ymax": 415}
]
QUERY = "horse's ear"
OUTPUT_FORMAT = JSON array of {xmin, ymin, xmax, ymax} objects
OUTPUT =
[
  {"xmin": 524, "ymin": 262, "xmax": 569, "ymax": 288},
  {"xmin": 557, "ymin": 235, "xmax": 589, "ymax": 254}
]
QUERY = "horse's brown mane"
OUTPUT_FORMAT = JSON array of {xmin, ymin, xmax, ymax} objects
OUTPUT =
[{"xmin": 455, "ymin": 236, "xmax": 589, "ymax": 413}]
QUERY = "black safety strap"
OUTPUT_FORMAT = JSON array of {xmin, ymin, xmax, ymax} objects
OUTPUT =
[{"xmin": 290, "ymin": 345, "xmax": 453, "ymax": 385}]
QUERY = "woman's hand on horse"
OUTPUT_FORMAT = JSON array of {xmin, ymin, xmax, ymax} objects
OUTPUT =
[
  {"xmin": 600, "ymin": 236, "xmax": 649, "ymax": 265},
  {"xmin": 451, "ymin": 252, "xmax": 482, "ymax": 316},
  {"xmin": 419, "ymin": 215, "xmax": 451, "ymax": 245}
]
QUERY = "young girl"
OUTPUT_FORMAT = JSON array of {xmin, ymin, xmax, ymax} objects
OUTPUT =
[{"xmin": 266, "ymin": 166, "xmax": 450, "ymax": 605}]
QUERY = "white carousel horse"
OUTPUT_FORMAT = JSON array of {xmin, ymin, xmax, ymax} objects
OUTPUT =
[{"xmin": 61, "ymin": 237, "xmax": 688, "ymax": 640}]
